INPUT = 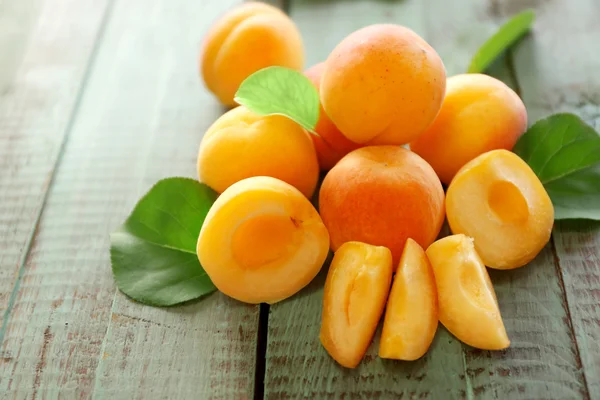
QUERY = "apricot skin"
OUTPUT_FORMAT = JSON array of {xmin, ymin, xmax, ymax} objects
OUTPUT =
[
  {"xmin": 446, "ymin": 150, "xmax": 554, "ymax": 270},
  {"xmin": 426, "ymin": 234, "xmax": 510, "ymax": 350},
  {"xmin": 411, "ymin": 74, "xmax": 528, "ymax": 184},
  {"xmin": 319, "ymin": 146, "xmax": 445, "ymax": 264},
  {"xmin": 379, "ymin": 239, "xmax": 438, "ymax": 361},
  {"xmin": 320, "ymin": 24, "xmax": 446, "ymax": 145},
  {"xmin": 197, "ymin": 106, "xmax": 319, "ymax": 198},
  {"xmin": 320, "ymin": 242, "xmax": 393, "ymax": 368},
  {"xmin": 201, "ymin": 2, "xmax": 304, "ymax": 106},
  {"xmin": 197, "ymin": 176, "xmax": 330, "ymax": 304},
  {"xmin": 304, "ymin": 63, "xmax": 361, "ymax": 170}
]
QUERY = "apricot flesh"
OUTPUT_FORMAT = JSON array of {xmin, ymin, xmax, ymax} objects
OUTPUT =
[
  {"xmin": 446, "ymin": 150, "xmax": 554, "ymax": 269},
  {"xmin": 426, "ymin": 234, "xmax": 510, "ymax": 350},
  {"xmin": 379, "ymin": 239, "xmax": 438, "ymax": 361},
  {"xmin": 319, "ymin": 146, "xmax": 445, "ymax": 264},
  {"xmin": 304, "ymin": 63, "xmax": 361, "ymax": 170},
  {"xmin": 411, "ymin": 74, "xmax": 527, "ymax": 184},
  {"xmin": 197, "ymin": 106, "xmax": 319, "ymax": 198},
  {"xmin": 201, "ymin": 2, "xmax": 304, "ymax": 106},
  {"xmin": 320, "ymin": 242, "xmax": 393, "ymax": 368},
  {"xmin": 197, "ymin": 176, "xmax": 330, "ymax": 304},
  {"xmin": 320, "ymin": 24, "xmax": 446, "ymax": 145}
]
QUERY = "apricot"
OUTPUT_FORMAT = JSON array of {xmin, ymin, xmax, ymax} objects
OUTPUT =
[
  {"xmin": 446, "ymin": 150, "xmax": 554, "ymax": 270},
  {"xmin": 426, "ymin": 234, "xmax": 510, "ymax": 350},
  {"xmin": 320, "ymin": 242, "xmax": 393, "ymax": 368},
  {"xmin": 379, "ymin": 239, "xmax": 438, "ymax": 361},
  {"xmin": 411, "ymin": 74, "xmax": 527, "ymax": 184},
  {"xmin": 319, "ymin": 146, "xmax": 445, "ymax": 264},
  {"xmin": 197, "ymin": 106, "xmax": 319, "ymax": 198},
  {"xmin": 197, "ymin": 176, "xmax": 329, "ymax": 304},
  {"xmin": 201, "ymin": 2, "xmax": 304, "ymax": 106},
  {"xmin": 304, "ymin": 63, "xmax": 361, "ymax": 170},
  {"xmin": 320, "ymin": 24, "xmax": 446, "ymax": 145}
]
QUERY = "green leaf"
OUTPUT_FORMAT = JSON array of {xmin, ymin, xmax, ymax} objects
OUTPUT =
[
  {"xmin": 111, "ymin": 177, "xmax": 218, "ymax": 306},
  {"xmin": 468, "ymin": 9, "xmax": 535, "ymax": 74},
  {"xmin": 513, "ymin": 113, "xmax": 600, "ymax": 220},
  {"xmin": 234, "ymin": 66, "xmax": 320, "ymax": 132}
]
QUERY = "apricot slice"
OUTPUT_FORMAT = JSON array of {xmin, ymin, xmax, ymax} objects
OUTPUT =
[
  {"xmin": 197, "ymin": 176, "xmax": 329, "ymax": 304},
  {"xmin": 320, "ymin": 242, "xmax": 393, "ymax": 368},
  {"xmin": 426, "ymin": 234, "xmax": 509, "ymax": 350},
  {"xmin": 379, "ymin": 239, "xmax": 438, "ymax": 361},
  {"xmin": 446, "ymin": 149, "xmax": 554, "ymax": 269}
]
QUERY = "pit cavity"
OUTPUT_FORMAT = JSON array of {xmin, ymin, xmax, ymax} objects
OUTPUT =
[
  {"xmin": 487, "ymin": 180, "xmax": 529, "ymax": 224},
  {"xmin": 232, "ymin": 214, "xmax": 298, "ymax": 269}
]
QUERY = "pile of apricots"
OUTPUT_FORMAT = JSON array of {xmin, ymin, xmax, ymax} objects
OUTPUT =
[{"xmin": 196, "ymin": 2, "xmax": 554, "ymax": 368}]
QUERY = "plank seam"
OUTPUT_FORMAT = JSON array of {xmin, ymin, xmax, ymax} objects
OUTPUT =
[
  {"xmin": 0, "ymin": 0, "xmax": 117, "ymax": 347},
  {"xmin": 254, "ymin": 303, "xmax": 270, "ymax": 400},
  {"xmin": 550, "ymin": 236, "xmax": 591, "ymax": 399}
]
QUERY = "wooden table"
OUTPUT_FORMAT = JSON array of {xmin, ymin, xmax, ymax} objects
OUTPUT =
[{"xmin": 0, "ymin": 0, "xmax": 598, "ymax": 398}]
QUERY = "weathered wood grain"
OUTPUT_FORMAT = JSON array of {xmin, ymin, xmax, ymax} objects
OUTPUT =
[
  {"xmin": 0, "ymin": 0, "xmax": 260, "ymax": 399},
  {"xmin": 0, "ymin": 0, "xmax": 111, "ymax": 327},
  {"xmin": 265, "ymin": 0, "xmax": 590, "ymax": 398},
  {"xmin": 505, "ymin": 0, "xmax": 600, "ymax": 396}
]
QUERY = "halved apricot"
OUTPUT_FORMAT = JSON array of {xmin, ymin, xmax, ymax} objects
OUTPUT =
[
  {"xmin": 426, "ymin": 234, "xmax": 509, "ymax": 350},
  {"xmin": 197, "ymin": 176, "xmax": 330, "ymax": 304},
  {"xmin": 379, "ymin": 239, "xmax": 438, "ymax": 360},
  {"xmin": 320, "ymin": 242, "xmax": 393, "ymax": 368}
]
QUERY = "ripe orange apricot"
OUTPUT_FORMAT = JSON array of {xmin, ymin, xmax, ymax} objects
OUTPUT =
[
  {"xmin": 197, "ymin": 176, "xmax": 330, "ymax": 304},
  {"xmin": 304, "ymin": 63, "xmax": 361, "ymax": 170},
  {"xmin": 411, "ymin": 74, "xmax": 527, "ymax": 184},
  {"xmin": 201, "ymin": 2, "xmax": 304, "ymax": 106},
  {"xmin": 197, "ymin": 106, "xmax": 319, "ymax": 198},
  {"xmin": 320, "ymin": 242, "xmax": 393, "ymax": 368},
  {"xmin": 319, "ymin": 146, "xmax": 445, "ymax": 264},
  {"xmin": 379, "ymin": 239, "xmax": 438, "ymax": 361},
  {"xmin": 426, "ymin": 234, "xmax": 510, "ymax": 350},
  {"xmin": 446, "ymin": 150, "xmax": 554, "ymax": 269},
  {"xmin": 320, "ymin": 24, "xmax": 446, "ymax": 145}
]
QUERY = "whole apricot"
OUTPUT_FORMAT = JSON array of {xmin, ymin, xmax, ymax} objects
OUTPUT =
[
  {"xmin": 197, "ymin": 176, "xmax": 330, "ymax": 304},
  {"xmin": 320, "ymin": 241, "xmax": 393, "ymax": 368},
  {"xmin": 446, "ymin": 150, "xmax": 554, "ymax": 269},
  {"xmin": 379, "ymin": 239, "xmax": 438, "ymax": 361},
  {"xmin": 304, "ymin": 63, "xmax": 361, "ymax": 170},
  {"xmin": 320, "ymin": 24, "xmax": 446, "ymax": 145},
  {"xmin": 411, "ymin": 74, "xmax": 527, "ymax": 184},
  {"xmin": 201, "ymin": 2, "xmax": 304, "ymax": 106},
  {"xmin": 319, "ymin": 146, "xmax": 445, "ymax": 264},
  {"xmin": 197, "ymin": 106, "xmax": 319, "ymax": 198},
  {"xmin": 426, "ymin": 234, "xmax": 510, "ymax": 350}
]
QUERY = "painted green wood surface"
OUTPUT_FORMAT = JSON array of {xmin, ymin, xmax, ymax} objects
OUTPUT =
[{"xmin": 0, "ymin": 0, "xmax": 260, "ymax": 398}]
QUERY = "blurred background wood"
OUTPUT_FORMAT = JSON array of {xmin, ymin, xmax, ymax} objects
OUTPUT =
[{"xmin": 0, "ymin": 0, "xmax": 598, "ymax": 399}]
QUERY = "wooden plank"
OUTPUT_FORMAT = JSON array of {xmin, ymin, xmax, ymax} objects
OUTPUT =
[
  {"xmin": 265, "ymin": 0, "xmax": 588, "ymax": 398},
  {"xmin": 0, "ymin": 0, "xmax": 260, "ymax": 398},
  {"xmin": 0, "ymin": 0, "xmax": 111, "ymax": 326},
  {"xmin": 505, "ymin": 0, "xmax": 600, "ymax": 396}
]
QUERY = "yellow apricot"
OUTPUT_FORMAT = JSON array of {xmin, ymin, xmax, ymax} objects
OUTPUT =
[
  {"xmin": 320, "ymin": 24, "xmax": 446, "ymax": 145},
  {"xmin": 446, "ymin": 150, "xmax": 554, "ymax": 269},
  {"xmin": 411, "ymin": 74, "xmax": 527, "ymax": 184},
  {"xmin": 426, "ymin": 234, "xmax": 510, "ymax": 350},
  {"xmin": 320, "ymin": 242, "xmax": 393, "ymax": 368},
  {"xmin": 379, "ymin": 239, "xmax": 438, "ymax": 361},
  {"xmin": 197, "ymin": 176, "xmax": 329, "ymax": 304},
  {"xmin": 201, "ymin": 2, "xmax": 304, "ymax": 106},
  {"xmin": 197, "ymin": 106, "xmax": 319, "ymax": 198}
]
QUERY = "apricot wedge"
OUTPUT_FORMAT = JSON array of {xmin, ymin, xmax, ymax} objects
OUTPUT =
[
  {"xmin": 320, "ymin": 242, "xmax": 393, "ymax": 368},
  {"xmin": 426, "ymin": 234, "xmax": 509, "ymax": 350},
  {"xmin": 197, "ymin": 176, "xmax": 330, "ymax": 304},
  {"xmin": 379, "ymin": 239, "xmax": 438, "ymax": 360}
]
